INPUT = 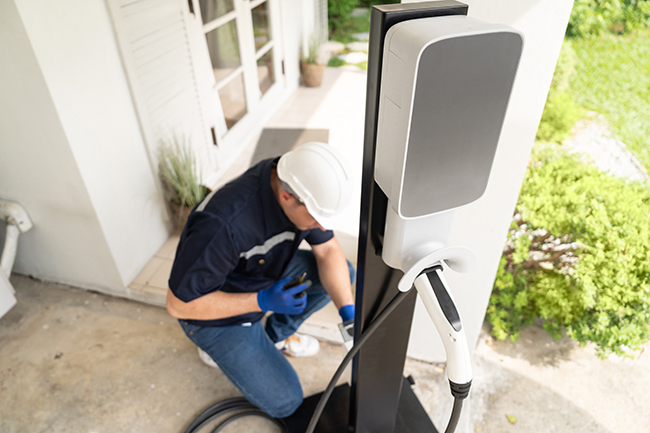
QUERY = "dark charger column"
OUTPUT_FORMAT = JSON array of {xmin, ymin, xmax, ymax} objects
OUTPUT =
[
  {"xmin": 282, "ymin": 2, "xmax": 469, "ymax": 432},
  {"xmin": 351, "ymin": 2, "xmax": 468, "ymax": 433}
]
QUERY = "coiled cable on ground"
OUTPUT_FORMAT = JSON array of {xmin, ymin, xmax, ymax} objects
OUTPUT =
[{"xmin": 183, "ymin": 397, "xmax": 287, "ymax": 433}]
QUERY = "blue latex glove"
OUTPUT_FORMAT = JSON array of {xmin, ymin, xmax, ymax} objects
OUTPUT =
[
  {"xmin": 257, "ymin": 278, "xmax": 308, "ymax": 315},
  {"xmin": 339, "ymin": 304, "xmax": 355, "ymax": 322}
]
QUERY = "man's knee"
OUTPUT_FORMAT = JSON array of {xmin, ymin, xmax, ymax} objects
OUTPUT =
[{"xmin": 265, "ymin": 386, "xmax": 303, "ymax": 418}]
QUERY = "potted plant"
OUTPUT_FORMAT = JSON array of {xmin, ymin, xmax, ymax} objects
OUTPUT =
[
  {"xmin": 158, "ymin": 136, "xmax": 209, "ymax": 231},
  {"xmin": 300, "ymin": 38, "xmax": 327, "ymax": 87}
]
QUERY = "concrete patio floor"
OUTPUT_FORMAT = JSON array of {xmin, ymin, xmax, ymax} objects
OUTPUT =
[{"xmin": 2, "ymin": 274, "xmax": 649, "ymax": 433}]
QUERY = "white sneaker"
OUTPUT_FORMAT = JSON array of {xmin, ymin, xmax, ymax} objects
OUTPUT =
[
  {"xmin": 274, "ymin": 333, "xmax": 320, "ymax": 357},
  {"xmin": 197, "ymin": 347, "xmax": 219, "ymax": 368}
]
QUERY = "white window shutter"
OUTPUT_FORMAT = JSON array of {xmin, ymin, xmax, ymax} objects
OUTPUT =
[{"xmin": 108, "ymin": 0, "xmax": 218, "ymax": 179}]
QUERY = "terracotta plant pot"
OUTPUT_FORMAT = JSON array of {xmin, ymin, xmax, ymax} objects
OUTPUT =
[
  {"xmin": 300, "ymin": 61, "xmax": 326, "ymax": 87},
  {"xmin": 170, "ymin": 201, "xmax": 193, "ymax": 232}
]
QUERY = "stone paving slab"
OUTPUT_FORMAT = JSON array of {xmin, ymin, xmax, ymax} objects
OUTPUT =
[
  {"xmin": 352, "ymin": 32, "xmax": 370, "ymax": 41},
  {"xmin": 346, "ymin": 41, "xmax": 369, "ymax": 52},
  {"xmin": 564, "ymin": 111, "xmax": 649, "ymax": 182},
  {"xmin": 322, "ymin": 40, "xmax": 345, "ymax": 56},
  {"xmin": 338, "ymin": 51, "xmax": 368, "ymax": 65}
]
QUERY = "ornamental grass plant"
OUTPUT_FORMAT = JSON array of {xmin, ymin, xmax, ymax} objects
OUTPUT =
[{"xmin": 158, "ymin": 137, "xmax": 208, "ymax": 227}]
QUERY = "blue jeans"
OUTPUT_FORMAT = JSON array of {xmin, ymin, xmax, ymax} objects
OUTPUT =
[{"xmin": 179, "ymin": 250, "xmax": 355, "ymax": 418}]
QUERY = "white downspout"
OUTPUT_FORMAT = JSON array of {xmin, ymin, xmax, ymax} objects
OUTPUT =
[
  {"xmin": 0, "ymin": 199, "xmax": 34, "ymax": 280},
  {"xmin": 1, "ymin": 224, "xmax": 21, "ymax": 279}
]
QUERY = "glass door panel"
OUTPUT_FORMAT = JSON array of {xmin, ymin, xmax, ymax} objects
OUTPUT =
[
  {"xmin": 256, "ymin": 49, "xmax": 274, "ymax": 96},
  {"xmin": 251, "ymin": 1, "xmax": 275, "ymax": 97},
  {"xmin": 218, "ymin": 74, "xmax": 247, "ymax": 129},
  {"xmin": 199, "ymin": 0, "xmax": 235, "ymax": 24},
  {"xmin": 251, "ymin": 2, "xmax": 271, "ymax": 50},
  {"xmin": 198, "ymin": 0, "xmax": 281, "ymax": 144},
  {"xmin": 200, "ymin": 1, "xmax": 248, "ymax": 132},
  {"xmin": 205, "ymin": 21, "xmax": 242, "ymax": 83}
]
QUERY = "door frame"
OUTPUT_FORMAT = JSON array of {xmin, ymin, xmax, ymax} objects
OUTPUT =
[{"xmin": 191, "ymin": 0, "xmax": 286, "ymax": 170}]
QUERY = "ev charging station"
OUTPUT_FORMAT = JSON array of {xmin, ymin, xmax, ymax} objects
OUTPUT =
[{"xmin": 283, "ymin": 2, "xmax": 523, "ymax": 432}]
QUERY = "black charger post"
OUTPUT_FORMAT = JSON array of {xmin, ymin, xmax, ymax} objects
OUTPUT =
[{"xmin": 282, "ymin": 3, "xmax": 469, "ymax": 432}]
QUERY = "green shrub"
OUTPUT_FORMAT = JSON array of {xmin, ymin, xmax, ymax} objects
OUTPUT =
[
  {"xmin": 536, "ymin": 91, "xmax": 581, "ymax": 143},
  {"xmin": 328, "ymin": 3, "xmax": 371, "ymax": 44},
  {"xmin": 567, "ymin": 0, "xmax": 650, "ymax": 38},
  {"xmin": 328, "ymin": 0, "xmax": 358, "ymax": 33},
  {"xmin": 488, "ymin": 147, "xmax": 650, "ymax": 358},
  {"xmin": 536, "ymin": 43, "xmax": 581, "ymax": 143}
]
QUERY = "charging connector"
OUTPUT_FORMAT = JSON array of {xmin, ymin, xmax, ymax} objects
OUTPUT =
[
  {"xmin": 414, "ymin": 266, "xmax": 473, "ymax": 389},
  {"xmin": 414, "ymin": 265, "xmax": 472, "ymax": 433}
]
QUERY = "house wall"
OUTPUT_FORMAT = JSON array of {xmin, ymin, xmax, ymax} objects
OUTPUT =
[
  {"xmin": 404, "ymin": 0, "xmax": 575, "ymax": 362},
  {"xmin": 0, "ymin": 0, "xmax": 124, "ymax": 292},
  {"xmin": 0, "ymin": 0, "xmax": 170, "ymax": 294}
]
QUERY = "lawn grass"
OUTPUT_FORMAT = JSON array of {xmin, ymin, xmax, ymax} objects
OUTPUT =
[
  {"xmin": 327, "ymin": 56, "xmax": 347, "ymax": 67},
  {"xmin": 570, "ymin": 30, "xmax": 650, "ymax": 171}
]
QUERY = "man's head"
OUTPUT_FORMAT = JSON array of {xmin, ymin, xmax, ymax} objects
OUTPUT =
[{"xmin": 276, "ymin": 142, "xmax": 353, "ymax": 230}]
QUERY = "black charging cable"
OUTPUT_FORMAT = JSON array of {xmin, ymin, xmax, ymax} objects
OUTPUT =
[
  {"xmin": 183, "ymin": 396, "xmax": 287, "ymax": 433},
  {"xmin": 445, "ymin": 398, "xmax": 463, "ymax": 433},
  {"xmin": 185, "ymin": 286, "xmax": 467, "ymax": 433},
  {"xmin": 304, "ymin": 289, "xmax": 411, "ymax": 433}
]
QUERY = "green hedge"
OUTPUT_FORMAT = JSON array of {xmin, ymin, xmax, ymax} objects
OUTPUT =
[
  {"xmin": 488, "ymin": 148, "xmax": 650, "ymax": 358},
  {"xmin": 328, "ymin": 0, "xmax": 358, "ymax": 33},
  {"xmin": 568, "ymin": 0, "xmax": 650, "ymax": 38},
  {"xmin": 536, "ymin": 42, "xmax": 581, "ymax": 143}
]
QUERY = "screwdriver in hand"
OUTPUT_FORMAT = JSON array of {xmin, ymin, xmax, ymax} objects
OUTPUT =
[{"xmin": 283, "ymin": 272, "xmax": 311, "ymax": 299}]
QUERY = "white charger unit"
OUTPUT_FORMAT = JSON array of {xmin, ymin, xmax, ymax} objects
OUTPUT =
[
  {"xmin": 375, "ymin": 15, "xmax": 523, "ymax": 274},
  {"xmin": 372, "ymin": 14, "xmax": 524, "ymax": 397}
]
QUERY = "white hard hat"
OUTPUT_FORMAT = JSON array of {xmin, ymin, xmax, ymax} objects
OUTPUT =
[{"xmin": 277, "ymin": 142, "xmax": 353, "ymax": 229}]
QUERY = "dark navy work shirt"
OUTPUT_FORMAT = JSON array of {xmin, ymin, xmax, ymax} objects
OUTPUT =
[{"xmin": 168, "ymin": 158, "xmax": 333, "ymax": 327}]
